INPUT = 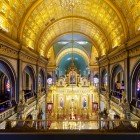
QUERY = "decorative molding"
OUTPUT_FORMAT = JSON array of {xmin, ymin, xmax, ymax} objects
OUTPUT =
[
  {"xmin": 0, "ymin": 43, "xmax": 18, "ymax": 58},
  {"xmin": 38, "ymin": 59, "xmax": 48, "ymax": 68},
  {"xmin": 0, "ymin": 33, "xmax": 19, "ymax": 49},
  {"xmin": 99, "ymin": 58, "xmax": 108, "ymax": 67},
  {"xmin": 19, "ymin": 51, "xmax": 37, "ymax": 65},
  {"xmin": 129, "ymin": 46, "xmax": 140, "ymax": 57},
  {"xmin": 109, "ymin": 51, "xmax": 127, "ymax": 64}
]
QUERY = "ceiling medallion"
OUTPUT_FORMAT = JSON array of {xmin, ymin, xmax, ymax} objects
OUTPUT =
[{"xmin": 59, "ymin": 0, "xmax": 80, "ymax": 11}]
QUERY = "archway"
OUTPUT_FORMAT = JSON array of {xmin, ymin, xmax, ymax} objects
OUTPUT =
[
  {"xmin": 38, "ymin": 69, "xmax": 45, "ymax": 92},
  {"xmin": 111, "ymin": 65, "xmax": 124, "ymax": 99},
  {"xmin": 111, "ymin": 65, "xmax": 124, "ymax": 90},
  {"xmin": 23, "ymin": 65, "xmax": 35, "ymax": 101},
  {"xmin": 47, "ymin": 73, "xmax": 53, "ymax": 86},
  {"xmin": 93, "ymin": 73, "xmax": 99, "ymax": 87},
  {"xmin": 101, "ymin": 69, "xmax": 108, "ymax": 91},
  {"xmin": 131, "ymin": 61, "xmax": 140, "ymax": 108},
  {"xmin": 0, "ymin": 59, "xmax": 16, "ymax": 112}
]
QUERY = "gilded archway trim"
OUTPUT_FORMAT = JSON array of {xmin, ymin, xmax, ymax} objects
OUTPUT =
[
  {"xmin": 56, "ymin": 48, "xmax": 89, "ymax": 66},
  {"xmin": 44, "ymin": 31, "xmax": 101, "ymax": 57}
]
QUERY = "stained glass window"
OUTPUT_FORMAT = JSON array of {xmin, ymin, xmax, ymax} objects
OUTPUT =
[{"xmin": 6, "ymin": 79, "xmax": 10, "ymax": 92}]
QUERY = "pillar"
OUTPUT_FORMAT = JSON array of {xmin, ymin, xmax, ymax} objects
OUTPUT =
[
  {"xmin": 36, "ymin": 61, "xmax": 39, "ymax": 94},
  {"xmin": 17, "ymin": 52, "xmax": 22, "ymax": 103},
  {"xmin": 124, "ymin": 50, "xmax": 131, "ymax": 119},
  {"xmin": 107, "ymin": 59, "xmax": 110, "ymax": 111}
]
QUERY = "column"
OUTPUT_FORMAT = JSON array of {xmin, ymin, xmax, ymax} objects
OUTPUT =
[
  {"xmin": 124, "ymin": 50, "xmax": 130, "ymax": 102},
  {"xmin": 124, "ymin": 50, "xmax": 131, "ymax": 119},
  {"xmin": 36, "ymin": 61, "xmax": 39, "ymax": 94},
  {"xmin": 45, "ymin": 63, "xmax": 48, "ymax": 129},
  {"xmin": 17, "ymin": 52, "xmax": 22, "ymax": 103},
  {"xmin": 52, "ymin": 70, "xmax": 56, "ymax": 85},
  {"xmin": 107, "ymin": 59, "xmax": 110, "ymax": 111},
  {"xmin": 98, "ymin": 63, "xmax": 101, "ymax": 129}
]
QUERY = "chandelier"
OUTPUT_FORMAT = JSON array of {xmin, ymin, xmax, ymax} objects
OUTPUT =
[{"xmin": 59, "ymin": 0, "xmax": 80, "ymax": 11}]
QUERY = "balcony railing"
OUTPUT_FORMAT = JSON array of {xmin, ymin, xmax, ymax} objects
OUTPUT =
[
  {"xmin": 0, "ymin": 119, "xmax": 140, "ymax": 132},
  {"xmin": 131, "ymin": 105, "xmax": 140, "ymax": 118},
  {"xmin": 111, "ymin": 96, "xmax": 120, "ymax": 104},
  {"xmin": 110, "ymin": 90, "xmax": 122, "ymax": 104},
  {"xmin": 0, "ymin": 107, "xmax": 16, "ymax": 122}
]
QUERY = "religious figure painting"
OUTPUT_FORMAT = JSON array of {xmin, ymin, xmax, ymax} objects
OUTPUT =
[
  {"xmin": 70, "ymin": 73, "xmax": 76, "ymax": 84},
  {"xmin": 92, "ymin": 102, "xmax": 98, "ymax": 112},
  {"xmin": 47, "ymin": 103, "xmax": 53, "ymax": 113},
  {"xmin": 59, "ymin": 97, "xmax": 64, "ymax": 108},
  {"xmin": 82, "ymin": 97, "xmax": 87, "ymax": 108}
]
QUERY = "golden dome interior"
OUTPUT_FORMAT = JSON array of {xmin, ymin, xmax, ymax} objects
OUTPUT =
[{"xmin": 0, "ymin": 0, "xmax": 140, "ymax": 58}]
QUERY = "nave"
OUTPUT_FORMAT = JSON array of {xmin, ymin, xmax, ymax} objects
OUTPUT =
[{"xmin": 0, "ymin": 0, "xmax": 140, "ymax": 133}]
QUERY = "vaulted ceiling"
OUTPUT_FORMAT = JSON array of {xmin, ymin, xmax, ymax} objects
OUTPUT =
[{"xmin": 0, "ymin": 0, "xmax": 140, "ymax": 58}]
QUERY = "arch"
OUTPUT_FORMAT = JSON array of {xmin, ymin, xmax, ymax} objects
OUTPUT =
[
  {"xmin": 111, "ymin": 64, "xmax": 124, "ymax": 91},
  {"xmin": 46, "ymin": 73, "xmax": 53, "ymax": 85},
  {"xmin": 43, "ymin": 31, "xmax": 102, "ymax": 57},
  {"xmin": 101, "ymin": 68, "xmax": 108, "ymax": 91},
  {"xmin": 0, "ymin": 58, "xmax": 16, "ymax": 100},
  {"xmin": 93, "ymin": 73, "xmax": 99, "ymax": 87},
  {"xmin": 22, "ymin": 65, "xmax": 35, "ymax": 91},
  {"xmin": 36, "ymin": 17, "xmax": 110, "ymax": 53},
  {"xmin": 39, "ymin": 68, "xmax": 45, "ymax": 89},
  {"xmin": 130, "ymin": 60, "xmax": 140, "ymax": 108},
  {"xmin": 56, "ymin": 48, "xmax": 89, "ymax": 66},
  {"xmin": 47, "ymin": 73, "xmax": 52, "ymax": 79},
  {"xmin": 18, "ymin": 0, "xmax": 128, "ymax": 51}
]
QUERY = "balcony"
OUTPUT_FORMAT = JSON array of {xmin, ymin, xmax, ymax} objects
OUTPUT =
[
  {"xmin": 0, "ymin": 106, "xmax": 16, "ymax": 122},
  {"xmin": 38, "ymin": 91, "xmax": 46, "ymax": 99},
  {"xmin": 110, "ymin": 91, "xmax": 122, "ymax": 104},
  {"xmin": 111, "ymin": 96, "xmax": 120, "ymax": 104},
  {"xmin": 0, "ymin": 119, "xmax": 140, "ymax": 132},
  {"xmin": 131, "ymin": 105, "xmax": 140, "ymax": 118},
  {"xmin": 0, "ymin": 100, "xmax": 17, "ymax": 122}
]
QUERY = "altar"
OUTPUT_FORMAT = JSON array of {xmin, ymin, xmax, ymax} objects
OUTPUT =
[
  {"xmin": 46, "ymin": 85, "xmax": 99, "ymax": 129},
  {"xmin": 47, "ymin": 60, "xmax": 99, "ymax": 129},
  {"xmin": 56, "ymin": 61, "xmax": 90, "ymax": 87}
]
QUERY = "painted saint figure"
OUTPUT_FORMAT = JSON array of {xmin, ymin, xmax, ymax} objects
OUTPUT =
[
  {"xmin": 60, "ymin": 98, "xmax": 64, "ymax": 108},
  {"xmin": 70, "ymin": 74, "xmax": 76, "ymax": 84},
  {"xmin": 83, "ymin": 98, "xmax": 87, "ymax": 108}
]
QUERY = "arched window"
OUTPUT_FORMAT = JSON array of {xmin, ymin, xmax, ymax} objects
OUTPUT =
[
  {"xmin": 93, "ymin": 73, "xmax": 99, "ymax": 87},
  {"xmin": 23, "ymin": 66, "xmax": 35, "ymax": 91},
  {"xmin": 131, "ymin": 61, "xmax": 140, "ymax": 108},
  {"xmin": 111, "ymin": 65, "xmax": 124, "ymax": 99},
  {"xmin": 0, "ymin": 59, "xmax": 16, "ymax": 111},
  {"xmin": 23, "ymin": 66, "xmax": 35, "ymax": 100},
  {"xmin": 111, "ymin": 65, "xmax": 124, "ymax": 91},
  {"xmin": 38, "ymin": 69, "xmax": 45, "ymax": 91},
  {"xmin": 47, "ymin": 73, "xmax": 52, "ymax": 85},
  {"xmin": 101, "ymin": 69, "xmax": 108, "ymax": 91}
]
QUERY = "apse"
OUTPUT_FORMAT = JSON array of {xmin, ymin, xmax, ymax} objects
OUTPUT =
[{"xmin": 58, "ymin": 53, "xmax": 88, "ymax": 77}]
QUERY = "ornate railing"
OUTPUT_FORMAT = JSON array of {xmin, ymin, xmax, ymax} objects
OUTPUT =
[
  {"xmin": 0, "ymin": 119, "xmax": 140, "ymax": 131},
  {"xmin": 26, "ymin": 96, "xmax": 36, "ymax": 104},
  {"xmin": 131, "ymin": 105, "xmax": 140, "ymax": 118},
  {"xmin": 0, "ymin": 107, "xmax": 15, "ymax": 122},
  {"xmin": 111, "ymin": 96, "xmax": 120, "ymax": 104},
  {"xmin": 24, "ymin": 100, "xmax": 37, "ymax": 116},
  {"xmin": 0, "ymin": 100, "xmax": 12, "ymax": 112},
  {"xmin": 110, "ymin": 90, "xmax": 122, "ymax": 104}
]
